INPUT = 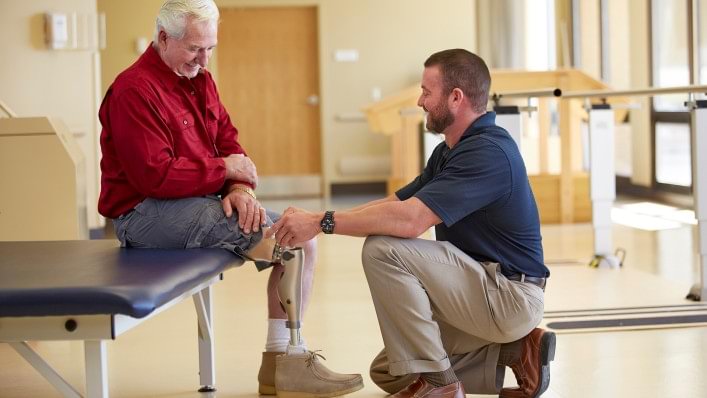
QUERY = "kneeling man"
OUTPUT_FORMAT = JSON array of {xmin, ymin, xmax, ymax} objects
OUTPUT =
[{"xmin": 269, "ymin": 49, "xmax": 555, "ymax": 398}]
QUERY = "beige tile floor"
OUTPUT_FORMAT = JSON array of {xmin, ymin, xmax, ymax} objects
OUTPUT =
[{"xmin": 1, "ymin": 195, "xmax": 706, "ymax": 398}]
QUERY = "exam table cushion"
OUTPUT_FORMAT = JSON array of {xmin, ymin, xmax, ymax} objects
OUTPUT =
[{"xmin": 0, "ymin": 240, "xmax": 242, "ymax": 318}]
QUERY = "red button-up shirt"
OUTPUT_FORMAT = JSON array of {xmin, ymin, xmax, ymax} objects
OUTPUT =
[{"xmin": 98, "ymin": 44, "xmax": 249, "ymax": 219}]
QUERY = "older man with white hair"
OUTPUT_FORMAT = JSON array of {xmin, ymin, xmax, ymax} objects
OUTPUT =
[{"xmin": 97, "ymin": 1, "xmax": 363, "ymax": 396}]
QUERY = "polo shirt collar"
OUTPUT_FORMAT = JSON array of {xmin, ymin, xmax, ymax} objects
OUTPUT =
[{"xmin": 460, "ymin": 111, "xmax": 497, "ymax": 139}]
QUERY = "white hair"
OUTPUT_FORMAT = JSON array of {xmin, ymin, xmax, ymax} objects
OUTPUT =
[{"xmin": 154, "ymin": 0, "xmax": 219, "ymax": 43}]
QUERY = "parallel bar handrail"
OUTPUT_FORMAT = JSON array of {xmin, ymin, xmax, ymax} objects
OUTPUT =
[
  {"xmin": 562, "ymin": 85, "xmax": 707, "ymax": 99},
  {"xmin": 491, "ymin": 88, "xmax": 562, "ymax": 101}
]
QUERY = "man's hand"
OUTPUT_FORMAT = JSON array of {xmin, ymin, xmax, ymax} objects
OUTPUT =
[
  {"xmin": 265, "ymin": 207, "xmax": 322, "ymax": 247},
  {"xmin": 222, "ymin": 184, "xmax": 266, "ymax": 233},
  {"xmin": 223, "ymin": 154, "xmax": 258, "ymax": 188}
]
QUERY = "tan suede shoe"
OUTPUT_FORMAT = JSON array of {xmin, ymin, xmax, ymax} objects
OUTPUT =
[
  {"xmin": 258, "ymin": 351, "xmax": 283, "ymax": 395},
  {"xmin": 275, "ymin": 351, "xmax": 364, "ymax": 398}
]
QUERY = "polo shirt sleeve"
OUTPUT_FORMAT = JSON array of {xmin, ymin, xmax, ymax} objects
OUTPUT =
[
  {"xmin": 396, "ymin": 142, "xmax": 445, "ymax": 200},
  {"xmin": 414, "ymin": 139, "xmax": 511, "ymax": 227},
  {"xmin": 109, "ymin": 86, "xmax": 226, "ymax": 199}
]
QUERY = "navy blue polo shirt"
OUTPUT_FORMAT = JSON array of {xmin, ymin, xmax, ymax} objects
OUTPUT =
[{"xmin": 396, "ymin": 112, "xmax": 548, "ymax": 278}]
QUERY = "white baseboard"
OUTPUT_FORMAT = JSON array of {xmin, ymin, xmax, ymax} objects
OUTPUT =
[{"xmin": 256, "ymin": 175, "xmax": 321, "ymax": 198}]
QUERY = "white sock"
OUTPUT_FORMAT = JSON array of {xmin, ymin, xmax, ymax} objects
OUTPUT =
[{"xmin": 265, "ymin": 319, "xmax": 307, "ymax": 352}]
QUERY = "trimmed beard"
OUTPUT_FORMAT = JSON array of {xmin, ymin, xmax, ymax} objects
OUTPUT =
[{"xmin": 425, "ymin": 101, "xmax": 455, "ymax": 134}]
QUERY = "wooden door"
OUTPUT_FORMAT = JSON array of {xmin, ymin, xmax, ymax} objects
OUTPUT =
[{"xmin": 217, "ymin": 7, "xmax": 320, "ymax": 194}]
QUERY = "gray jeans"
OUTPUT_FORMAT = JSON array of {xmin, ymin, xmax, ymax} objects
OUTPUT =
[{"xmin": 112, "ymin": 196, "xmax": 279, "ymax": 269}]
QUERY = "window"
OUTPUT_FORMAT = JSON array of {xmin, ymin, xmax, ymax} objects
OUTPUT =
[{"xmin": 651, "ymin": 0, "xmax": 691, "ymax": 189}]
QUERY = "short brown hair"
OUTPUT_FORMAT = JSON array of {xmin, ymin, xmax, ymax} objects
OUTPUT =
[{"xmin": 424, "ymin": 49, "xmax": 490, "ymax": 113}]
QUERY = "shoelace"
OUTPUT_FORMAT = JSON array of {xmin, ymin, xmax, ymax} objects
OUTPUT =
[{"xmin": 305, "ymin": 350, "xmax": 326, "ymax": 367}]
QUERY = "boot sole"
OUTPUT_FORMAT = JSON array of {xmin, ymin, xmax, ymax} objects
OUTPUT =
[
  {"xmin": 534, "ymin": 331, "xmax": 556, "ymax": 397},
  {"xmin": 259, "ymin": 383, "xmax": 277, "ymax": 395},
  {"xmin": 276, "ymin": 382, "xmax": 364, "ymax": 398}
]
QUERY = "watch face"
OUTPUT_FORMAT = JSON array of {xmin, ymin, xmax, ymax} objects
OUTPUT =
[
  {"xmin": 321, "ymin": 211, "xmax": 335, "ymax": 234},
  {"xmin": 320, "ymin": 220, "xmax": 331, "ymax": 233}
]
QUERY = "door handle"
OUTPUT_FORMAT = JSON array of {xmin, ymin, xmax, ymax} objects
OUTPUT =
[{"xmin": 306, "ymin": 95, "xmax": 319, "ymax": 106}]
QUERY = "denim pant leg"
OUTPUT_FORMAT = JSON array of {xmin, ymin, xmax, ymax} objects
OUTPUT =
[{"xmin": 113, "ymin": 196, "xmax": 278, "ymax": 261}]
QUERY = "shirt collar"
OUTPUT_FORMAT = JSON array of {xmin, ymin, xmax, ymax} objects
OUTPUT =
[
  {"xmin": 141, "ymin": 43, "xmax": 203, "ymax": 90},
  {"xmin": 460, "ymin": 112, "xmax": 497, "ymax": 139}
]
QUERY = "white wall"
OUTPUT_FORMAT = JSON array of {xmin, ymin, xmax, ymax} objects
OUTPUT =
[
  {"xmin": 317, "ymin": 0, "xmax": 477, "ymax": 187},
  {"xmin": 0, "ymin": 0, "xmax": 102, "ymax": 228}
]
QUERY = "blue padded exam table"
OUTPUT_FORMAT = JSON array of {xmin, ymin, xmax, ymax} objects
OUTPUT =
[{"xmin": 0, "ymin": 240, "xmax": 243, "ymax": 398}]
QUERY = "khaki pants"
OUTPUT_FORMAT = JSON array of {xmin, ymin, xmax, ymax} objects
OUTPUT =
[{"xmin": 361, "ymin": 235, "xmax": 544, "ymax": 394}]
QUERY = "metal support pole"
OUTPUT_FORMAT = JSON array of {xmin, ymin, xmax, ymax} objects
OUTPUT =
[
  {"xmin": 85, "ymin": 340, "xmax": 109, "ymax": 398},
  {"xmin": 494, "ymin": 105, "xmax": 523, "ymax": 150},
  {"xmin": 193, "ymin": 287, "xmax": 216, "ymax": 392},
  {"xmin": 588, "ymin": 104, "xmax": 616, "ymax": 259},
  {"xmin": 687, "ymin": 101, "xmax": 707, "ymax": 301}
]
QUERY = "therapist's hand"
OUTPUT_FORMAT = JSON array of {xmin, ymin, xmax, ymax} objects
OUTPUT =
[
  {"xmin": 222, "ymin": 185, "xmax": 266, "ymax": 234},
  {"xmin": 266, "ymin": 207, "xmax": 322, "ymax": 247}
]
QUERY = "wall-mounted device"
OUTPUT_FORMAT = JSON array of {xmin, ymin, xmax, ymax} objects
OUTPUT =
[{"xmin": 44, "ymin": 13, "xmax": 69, "ymax": 50}]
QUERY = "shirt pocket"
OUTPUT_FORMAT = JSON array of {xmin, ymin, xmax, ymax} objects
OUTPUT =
[{"xmin": 171, "ymin": 110, "xmax": 202, "ymax": 152}]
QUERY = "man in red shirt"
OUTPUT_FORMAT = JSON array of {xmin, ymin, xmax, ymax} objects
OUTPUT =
[{"xmin": 98, "ymin": 1, "xmax": 362, "ymax": 396}]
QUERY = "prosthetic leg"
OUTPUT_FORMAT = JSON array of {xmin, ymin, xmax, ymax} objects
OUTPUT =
[
  {"xmin": 245, "ymin": 234, "xmax": 304, "ymax": 350},
  {"xmin": 277, "ymin": 247, "xmax": 306, "ymax": 352},
  {"xmin": 248, "ymin": 233, "xmax": 364, "ymax": 397}
]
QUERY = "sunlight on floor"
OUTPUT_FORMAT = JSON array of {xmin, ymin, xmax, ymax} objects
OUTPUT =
[{"xmin": 612, "ymin": 201, "xmax": 696, "ymax": 231}]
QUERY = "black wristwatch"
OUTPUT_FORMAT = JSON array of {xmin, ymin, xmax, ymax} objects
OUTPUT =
[{"xmin": 320, "ymin": 210, "xmax": 335, "ymax": 234}]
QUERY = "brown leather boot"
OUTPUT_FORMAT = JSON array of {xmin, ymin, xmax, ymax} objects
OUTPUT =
[
  {"xmin": 500, "ymin": 328, "xmax": 556, "ymax": 398},
  {"xmin": 258, "ymin": 351, "xmax": 283, "ymax": 395},
  {"xmin": 391, "ymin": 377, "xmax": 465, "ymax": 398}
]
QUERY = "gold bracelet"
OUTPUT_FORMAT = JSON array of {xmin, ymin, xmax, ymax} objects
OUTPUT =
[{"xmin": 233, "ymin": 186, "xmax": 256, "ymax": 199}]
